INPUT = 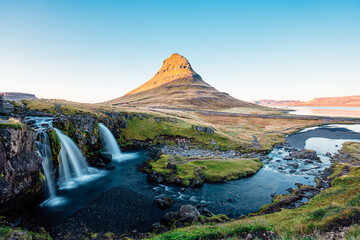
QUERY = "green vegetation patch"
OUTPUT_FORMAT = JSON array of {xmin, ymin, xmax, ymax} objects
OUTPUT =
[
  {"xmin": 48, "ymin": 129, "xmax": 61, "ymax": 169},
  {"xmin": 148, "ymin": 154, "xmax": 263, "ymax": 186},
  {"xmin": 340, "ymin": 142, "xmax": 360, "ymax": 162},
  {"xmin": 119, "ymin": 116, "xmax": 239, "ymax": 151},
  {"xmin": 22, "ymin": 99, "xmax": 58, "ymax": 114},
  {"xmin": 0, "ymin": 217, "xmax": 51, "ymax": 240},
  {"xmin": 0, "ymin": 123, "xmax": 24, "ymax": 130}
]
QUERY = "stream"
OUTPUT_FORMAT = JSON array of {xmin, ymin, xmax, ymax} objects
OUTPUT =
[{"xmin": 23, "ymin": 118, "xmax": 360, "ymax": 234}]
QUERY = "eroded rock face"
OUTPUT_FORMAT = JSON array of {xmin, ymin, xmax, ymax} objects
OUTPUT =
[
  {"xmin": 53, "ymin": 114, "xmax": 101, "ymax": 155},
  {"xmin": 0, "ymin": 128, "xmax": 42, "ymax": 210}
]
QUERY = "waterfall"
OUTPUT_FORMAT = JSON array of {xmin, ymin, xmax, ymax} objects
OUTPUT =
[
  {"xmin": 36, "ymin": 132, "xmax": 57, "ymax": 199},
  {"xmin": 99, "ymin": 123, "xmax": 123, "ymax": 160},
  {"xmin": 54, "ymin": 128, "xmax": 90, "ymax": 185}
]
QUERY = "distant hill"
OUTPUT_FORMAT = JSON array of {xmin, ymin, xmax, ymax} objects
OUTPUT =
[
  {"xmin": 0, "ymin": 92, "xmax": 37, "ymax": 100},
  {"xmin": 107, "ymin": 53, "xmax": 265, "ymax": 110},
  {"xmin": 253, "ymin": 96, "xmax": 360, "ymax": 107}
]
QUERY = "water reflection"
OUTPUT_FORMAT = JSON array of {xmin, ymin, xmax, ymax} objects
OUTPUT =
[{"xmin": 275, "ymin": 106, "xmax": 360, "ymax": 117}]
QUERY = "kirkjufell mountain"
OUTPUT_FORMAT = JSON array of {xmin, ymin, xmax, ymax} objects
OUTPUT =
[{"xmin": 108, "ymin": 53, "xmax": 264, "ymax": 110}]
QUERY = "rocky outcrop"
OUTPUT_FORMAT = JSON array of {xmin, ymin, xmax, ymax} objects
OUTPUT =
[
  {"xmin": 53, "ymin": 114, "xmax": 101, "ymax": 157},
  {"xmin": 0, "ymin": 127, "xmax": 42, "ymax": 211},
  {"xmin": 289, "ymin": 149, "xmax": 320, "ymax": 161},
  {"xmin": 192, "ymin": 125, "xmax": 215, "ymax": 135}
]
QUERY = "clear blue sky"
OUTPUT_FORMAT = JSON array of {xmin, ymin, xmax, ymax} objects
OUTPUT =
[{"xmin": 1, "ymin": 0, "xmax": 359, "ymax": 103}]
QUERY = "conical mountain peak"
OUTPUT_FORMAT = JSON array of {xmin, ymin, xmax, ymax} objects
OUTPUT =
[
  {"xmin": 156, "ymin": 53, "xmax": 194, "ymax": 75},
  {"xmin": 125, "ymin": 53, "xmax": 199, "ymax": 96},
  {"xmin": 108, "ymin": 53, "xmax": 262, "ymax": 110}
]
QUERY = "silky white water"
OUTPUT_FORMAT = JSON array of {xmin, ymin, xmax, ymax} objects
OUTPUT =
[
  {"xmin": 55, "ymin": 128, "xmax": 91, "ymax": 187},
  {"xmin": 36, "ymin": 132, "xmax": 57, "ymax": 199},
  {"xmin": 99, "ymin": 123, "xmax": 123, "ymax": 161}
]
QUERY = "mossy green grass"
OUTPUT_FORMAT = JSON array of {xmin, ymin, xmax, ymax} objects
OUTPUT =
[{"xmin": 148, "ymin": 154, "xmax": 263, "ymax": 186}]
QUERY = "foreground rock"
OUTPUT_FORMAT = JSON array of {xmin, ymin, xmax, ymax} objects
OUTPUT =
[
  {"xmin": 0, "ymin": 126, "xmax": 42, "ymax": 212},
  {"xmin": 177, "ymin": 205, "xmax": 200, "ymax": 223},
  {"xmin": 151, "ymin": 204, "xmax": 229, "ymax": 234}
]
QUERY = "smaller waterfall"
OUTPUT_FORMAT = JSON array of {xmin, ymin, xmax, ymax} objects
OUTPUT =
[
  {"xmin": 99, "ymin": 123, "xmax": 123, "ymax": 160},
  {"xmin": 55, "ymin": 128, "xmax": 90, "ymax": 185},
  {"xmin": 36, "ymin": 132, "xmax": 57, "ymax": 199}
]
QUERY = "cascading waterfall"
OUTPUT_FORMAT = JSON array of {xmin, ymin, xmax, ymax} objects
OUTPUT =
[
  {"xmin": 54, "ymin": 128, "xmax": 90, "ymax": 185},
  {"xmin": 36, "ymin": 132, "xmax": 57, "ymax": 199},
  {"xmin": 99, "ymin": 123, "xmax": 123, "ymax": 160}
]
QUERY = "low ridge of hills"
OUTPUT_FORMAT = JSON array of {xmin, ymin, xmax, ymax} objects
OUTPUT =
[
  {"xmin": 0, "ymin": 92, "xmax": 37, "ymax": 100},
  {"xmin": 107, "ymin": 53, "xmax": 265, "ymax": 111},
  {"xmin": 253, "ymin": 95, "xmax": 360, "ymax": 107}
]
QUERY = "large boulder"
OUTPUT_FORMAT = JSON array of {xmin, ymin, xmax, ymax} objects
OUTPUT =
[{"xmin": 177, "ymin": 205, "xmax": 200, "ymax": 223}]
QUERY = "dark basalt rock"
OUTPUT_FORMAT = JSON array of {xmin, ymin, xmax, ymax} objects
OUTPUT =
[
  {"xmin": 100, "ymin": 152, "xmax": 112, "ymax": 163},
  {"xmin": 0, "ymin": 127, "xmax": 42, "ymax": 212},
  {"xmin": 162, "ymin": 211, "xmax": 177, "ymax": 226},
  {"xmin": 156, "ymin": 197, "xmax": 173, "ymax": 209},
  {"xmin": 290, "ymin": 149, "xmax": 320, "ymax": 161},
  {"xmin": 202, "ymin": 207, "xmax": 213, "ymax": 217}
]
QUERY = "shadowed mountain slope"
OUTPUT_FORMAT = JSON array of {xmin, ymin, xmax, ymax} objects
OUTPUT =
[{"xmin": 108, "ymin": 53, "xmax": 266, "ymax": 110}]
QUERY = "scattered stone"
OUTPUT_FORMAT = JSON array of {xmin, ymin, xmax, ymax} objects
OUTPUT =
[
  {"xmin": 290, "ymin": 149, "xmax": 319, "ymax": 161},
  {"xmin": 284, "ymin": 155, "xmax": 293, "ymax": 160},
  {"xmin": 192, "ymin": 125, "xmax": 215, "ymax": 135},
  {"xmin": 156, "ymin": 197, "xmax": 173, "ymax": 209},
  {"xmin": 151, "ymin": 222, "xmax": 162, "ymax": 232},
  {"xmin": 202, "ymin": 207, "xmax": 213, "ymax": 217},
  {"xmin": 162, "ymin": 211, "xmax": 177, "ymax": 226},
  {"xmin": 288, "ymin": 162, "xmax": 299, "ymax": 168}
]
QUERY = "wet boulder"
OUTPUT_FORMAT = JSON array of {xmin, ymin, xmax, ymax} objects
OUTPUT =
[
  {"xmin": 100, "ymin": 152, "xmax": 112, "ymax": 163},
  {"xmin": 290, "ymin": 149, "xmax": 319, "ymax": 161},
  {"xmin": 288, "ymin": 162, "xmax": 299, "ymax": 168},
  {"xmin": 156, "ymin": 197, "xmax": 173, "ymax": 209}
]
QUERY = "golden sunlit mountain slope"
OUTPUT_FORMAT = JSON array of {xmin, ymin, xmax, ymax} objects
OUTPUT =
[{"xmin": 107, "ymin": 53, "xmax": 267, "ymax": 111}]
